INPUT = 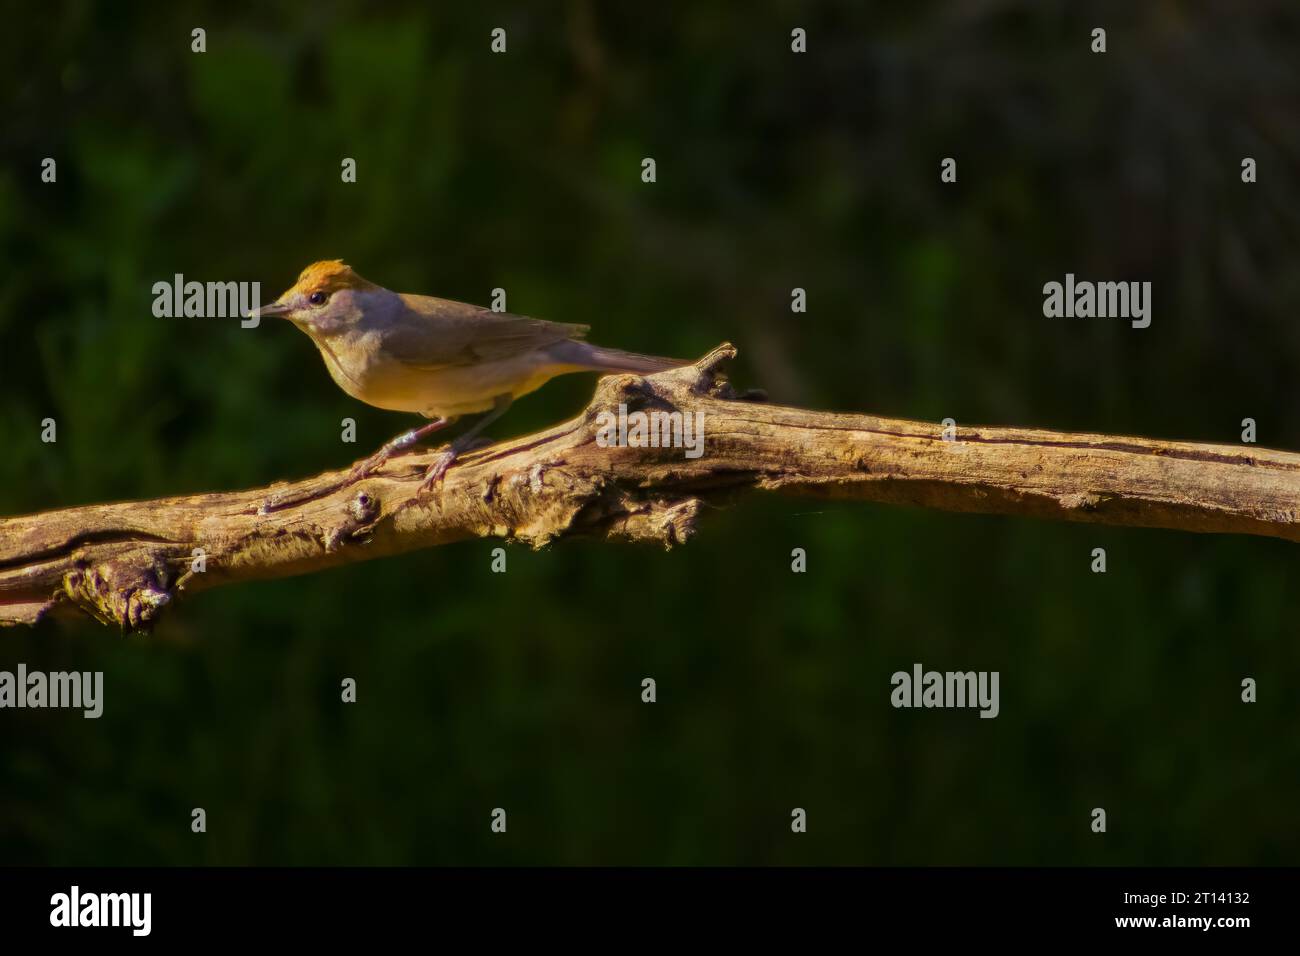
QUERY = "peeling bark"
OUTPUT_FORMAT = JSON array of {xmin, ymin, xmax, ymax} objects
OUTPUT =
[{"xmin": 3, "ymin": 343, "xmax": 1298, "ymax": 631}]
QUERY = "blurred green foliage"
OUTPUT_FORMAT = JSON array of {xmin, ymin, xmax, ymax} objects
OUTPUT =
[{"xmin": 1, "ymin": 1, "xmax": 1298, "ymax": 864}]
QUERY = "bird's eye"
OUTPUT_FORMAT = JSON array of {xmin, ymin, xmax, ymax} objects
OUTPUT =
[{"xmin": 308, "ymin": 291, "xmax": 328, "ymax": 306}]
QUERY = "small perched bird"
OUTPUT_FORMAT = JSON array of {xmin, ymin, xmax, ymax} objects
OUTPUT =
[{"xmin": 256, "ymin": 260, "xmax": 687, "ymax": 491}]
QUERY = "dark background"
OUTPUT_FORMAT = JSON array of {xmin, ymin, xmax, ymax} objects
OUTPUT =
[{"xmin": 1, "ymin": 1, "xmax": 1297, "ymax": 865}]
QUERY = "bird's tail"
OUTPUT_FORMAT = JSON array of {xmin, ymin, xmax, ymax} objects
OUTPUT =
[{"xmin": 546, "ymin": 340, "xmax": 689, "ymax": 375}]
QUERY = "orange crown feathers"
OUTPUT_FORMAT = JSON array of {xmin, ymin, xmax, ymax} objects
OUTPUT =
[{"xmin": 292, "ymin": 260, "xmax": 381, "ymax": 296}]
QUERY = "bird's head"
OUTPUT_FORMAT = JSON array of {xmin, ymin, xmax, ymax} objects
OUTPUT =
[{"xmin": 255, "ymin": 260, "xmax": 383, "ymax": 334}]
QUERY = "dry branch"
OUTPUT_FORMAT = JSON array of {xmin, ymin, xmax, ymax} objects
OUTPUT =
[{"xmin": 3, "ymin": 343, "xmax": 1298, "ymax": 631}]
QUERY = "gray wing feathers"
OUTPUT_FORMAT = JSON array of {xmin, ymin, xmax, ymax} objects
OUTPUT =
[{"xmin": 383, "ymin": 294, "xmax": 589, "ymax": 369}]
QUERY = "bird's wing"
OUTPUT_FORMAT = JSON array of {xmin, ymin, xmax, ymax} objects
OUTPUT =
[{"xmin": 382, "ymin": 294, "xmax": 589, "ymax": 369}]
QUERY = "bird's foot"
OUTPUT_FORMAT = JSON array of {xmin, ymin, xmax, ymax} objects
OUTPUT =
[
  {"xmin": 346, "ymin": 447, "xmax": 393, "ymax": 485},
  {"xmin": 415, "ymin": 437, "xmax": 494, "ymax": 495},
  {"xmin": 417, "ymin": 449, "xmax": 457, "ymax": 494}
]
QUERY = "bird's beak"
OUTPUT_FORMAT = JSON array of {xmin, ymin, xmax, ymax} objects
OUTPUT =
[{"xmin": 253, "ymin": 301, "xmax": 293, "ymax": 320}]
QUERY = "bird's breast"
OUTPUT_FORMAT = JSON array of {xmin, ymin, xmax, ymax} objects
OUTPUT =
[{"xmin": 312, "ymin": 331, "xmax": 569, "ymax": 418}]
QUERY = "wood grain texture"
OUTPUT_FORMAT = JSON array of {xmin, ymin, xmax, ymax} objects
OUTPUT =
[{"xmin": 4, "ymin": 344, "xmax": 1297, "ymax": 631}]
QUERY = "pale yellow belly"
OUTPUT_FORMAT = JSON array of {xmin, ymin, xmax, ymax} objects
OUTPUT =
[{"xmin": 323, "ymin": 348, "xmax": 580, "ymax": 418}]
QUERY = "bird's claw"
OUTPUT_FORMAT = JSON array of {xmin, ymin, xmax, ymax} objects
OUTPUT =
[
  {"xmin": 347, "ymin": 449, "xmax": 392, "ymax": 485},
  {"xmin": 415, "ymin": 437, "xmax": 498, "ymax": 495},
  {"xmin": 417, "ymin": 450, "xmax": 457, "ymax": 494}
]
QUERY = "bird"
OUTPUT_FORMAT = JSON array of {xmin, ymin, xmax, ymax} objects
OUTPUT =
[{"xmin": 255, "ymin": 260, "xmax": 688, "ymax": 491}]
